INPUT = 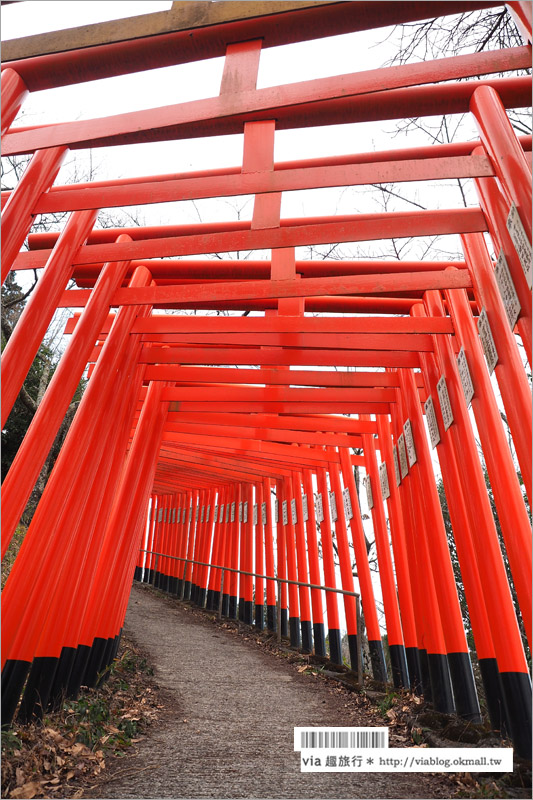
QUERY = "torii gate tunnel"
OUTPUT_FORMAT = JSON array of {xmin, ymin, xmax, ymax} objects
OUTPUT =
[{"xmin": 1, "ymin": 0, "xmax": 532, "ymax": 759}]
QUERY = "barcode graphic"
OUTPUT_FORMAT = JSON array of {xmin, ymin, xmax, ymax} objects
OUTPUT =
[{"xmin": 299, "ymin": 728, "xmax": 387, "ymax": 749}]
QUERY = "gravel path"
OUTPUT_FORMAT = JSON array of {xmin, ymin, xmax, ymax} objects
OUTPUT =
[{"xmin": 95, "ymin": 583, "xmax": 456, "ymax": 799}]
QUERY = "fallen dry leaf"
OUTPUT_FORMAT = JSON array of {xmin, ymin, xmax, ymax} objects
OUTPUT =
[{"xmin": 9, "ymin": 781, "xmax": 41, "ymax": 799}]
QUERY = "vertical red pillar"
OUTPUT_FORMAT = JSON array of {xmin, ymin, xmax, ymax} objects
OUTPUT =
[
  {"xmin": 254, "ymin": 482, "xmax": 265, "ymax": 630},
  {"xmin": 262, "ymin": 477, "xmax": 277, "ymax": 631},
  {"xmin": 229, "ymin": 484, "xmax": 241, "ymax": 619},
  {"xmin": 315, "ymin": 467, "xmax": 342, "ymax": 665},
  {"xmin": 292, "ymin": 471, "xmax": 312, "ymax": 652},
  {"xmin": 302, "ymin": 468, "xmax": 326, "ymax": 657},
  {"xmin": 338, "ymin": 448, "xmax": 386, "ymax": 682},
  {"xmin": 282, "ymin": 475, "xmax": 301, "ymax": 648},
  {"xmin": 361, "ymin": 420, "xmax": 409, "ymax": 688},
  {"xmin": 275, "ymin": 479, "xmax": 289, "ymax": 637},
  {"xmin": 327, "ymin": 452, "xmax": 360, "ymax": 672},
  {"xmin": 375, "ymin": 417, "xmax": 421, "ymax": 692}
]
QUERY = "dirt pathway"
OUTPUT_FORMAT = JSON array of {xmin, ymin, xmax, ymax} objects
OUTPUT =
[{"xmin": 94, "ymin": 584, "xmax": 456, "ymax": 799}]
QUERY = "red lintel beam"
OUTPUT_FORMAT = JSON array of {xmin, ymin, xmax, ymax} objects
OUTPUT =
[
  {"xmin": 168, "ymin": 411, "xmax": 381, "ymax": 435},
  {"xmin": 142, "ymin": 367, "xmax": 425, "ymax": 388},
  {"xmin": 137, "ymin": 333, "xmax": 437, "ymax": 353},
  {"xmin": 161, "ymin": 400, "xmax": 392, "ymax": 415},
  {"xmin": 164, "ymin": 420, "xmax": 364, "ymax": 450},
  {"xmin": 137, "ymin": 346, "xmax": 423, "ymax": 369},
  {"xmin": 3, "ymin": 49, "xmax": 529, "ymax": 155},
  {"xmin": 21, "ymin": 209, "xmax": 487, "ymax": 271},
  {"xmin": 21, "ymin": 154, "xmax": 493, "ymax": 214},
  {"xmin": 63, "ymin": 313, "xmax": 454, "ymax": 336},
  {"xmin": 1, "ymin": 2, "xmax": 497, "ymax": 89},
  {"xmin": 57, "ymin": 267, "xmax": 473, "ymax": 308}
]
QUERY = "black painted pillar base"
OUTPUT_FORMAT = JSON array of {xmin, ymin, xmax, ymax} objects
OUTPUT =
[
  {"xmin": 48, "ymin": 646, "xmax": 78, "ymax": 710},
  {"xmin": 17, "ymin": 656, "xmax": 58, "ymax": 723},
  {"xmin": 82, "ymin": 637, "xmax": 108, "ymax": 688},
  {"xmin": 328, "ymin": 628, "xmax": 343, "ymax": 665},
  {"xmin": 67, "ymin": 643, "xmax": 91, "ymax": 698},
  {"xmin": 206, "ymin": 589, "xmax": 215, "ymax": 611},
  {"xmin": 267, "ymin": 605, "xmax": 277, "ymax": 632},
  {"xmin": 222, "ymin": 593, "xmax": 230, "ymax": 617},
  {"xmin": 313, "ymin": 622, "xmax": 326, "ymax": 657},
  {"xmin": 172, "ymin": 577, "xmax": 180, "ymax": 595},
  {"xmin": 177, "ymin": 578, "xmax": 183, "ymax": 597},
  {"xmin": 368, "ymin": 639, "xmax": 388, "ymax": 683},
  {"xmin": 133, "ymin": 566, "xmax": 142, "ymax": 582},
  {"xmin": 255, "ymin": 604, "xmax": 265, "ymax": 630},
  {"xmin": 243, "ymin": 600, "xmax": 253, "ymax": 626},
  {"xmin": 238, "ymin": 598, "xmax": 245, "ymax": 621},
  {"xmin": 447, "ymin": 651, "xmax": 481, "ymax": 722},
  {"xmin": 154, "ymin": 571, "xmax": 162, "ymax": 588},
  {"xmin": 1, "ymin": 659, "xmax": 31, "ymax": 728},
  {"xmin": 419, "ymin": 648, "xmax": 433, "ymax": 703},
  {"xmin": 228, "ymin": 595, "xmax": 237, "ymax": 620},
  {"xmin": 145, "ymin": 568, "xmax": 154, "ymax": 584},
  {"xmin": 183, "ymin": 580, "xmax": 192, "ymax": 601},
  {"xmin": 389, "ymin": 643, "xmax": 410, "ymax": 689},
  {"xmin": 428, "ymin": 653, "xmax": 455, "ymax": 714},
  {"xmin": 95, "ymin": 638, "xmax": 115, "ymax": 686},
  {"xmin": 280, "ymin": 608, "xmax": 288, "ymax": 638},
  {"xmin": 190, "ymin": 583, "xmax": 198, "ymax": 603},
  {"xmin": 197, "ymin": 587, "xmax": 207, "ymax": 608},
  {"xmin": 112, "ymin": 631, "xmax": 122, "ymax": 661},
  {"xmin": 289, "ymin": 616, "xmax": 301, "ymax": 649},
  {"xmin": 347, "ymin": 634, "xmax": 359, "ymax": 674},
  {"xmin": 301, "ymin": 620, "xmax": 313, "ymax": 653},
  {"xmin": 478, "ymin": 658, "xmax": 507, "ymax": 735},
  {"xmin": 406, "ymin": 647, "xmax": 423, "ymax": 695},
  {"xmin": 500, "ymin": 671, "xmax": 532, "ymax": 760}
]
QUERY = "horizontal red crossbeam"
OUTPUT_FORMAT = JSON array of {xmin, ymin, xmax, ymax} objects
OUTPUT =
[
  {"xmin": 139, "ymin": 333, "xmax": 436, "ymax": 352},
  {"xmin": 3, "ymin": 49, "xmax": 529, "ymax": 154},
  {"xmin": 20, "ymin": 154, "xmax": 493, "ymax": 213},
  {"xmin": 167, "ymin": 411, "xmax": 380, "ymax": 434},
  {"xmin": 141, "ymin": 367, "xmax": 425, "ymax": 388},
  {"xmin": 18, "ymin": 209, "xmax": 488, "ymax": 272},
  {"xmin": 63, "ymin": 312, "xmax": 454, "ymax": 336},
  {"xmin": 57, "ymin": 267, "xmax": 473, "ymax": 308},
  {"xmin": 137, "ymin": 346, "xmax": 424, "ymax": 368}
]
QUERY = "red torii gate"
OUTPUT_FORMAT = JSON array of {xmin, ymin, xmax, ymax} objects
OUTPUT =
[{"xmin": 1, "ymin": 0, "xmax": 531, "ymax": 759}]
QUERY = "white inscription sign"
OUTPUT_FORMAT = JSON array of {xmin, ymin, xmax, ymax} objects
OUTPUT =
[
  {"xmin": 424, "ymin": 395, "xmax": 441, "ymax": 449},
  {"xmin": 243, "ymin": 501, "xmax": 248, "ymax": 524},
  {"xmin": 495, "ymin": 249, "xmax": 521, "ymax": 329},
  {"xmin": 316, "ymin": 493, "xmax": 324, "ymax": 523},
  {"xmin": 379, "ymin": 462, "xmax": 390, "ymax": 500},
  {"xmin": 328, "ymin": 491, "xmax": 338, "ymax": 522},
  {"xmin": 302, "ymin": 494, "xmax": 309, "ymax": 522},
  {"xmin": 200, "ymin": 506, "xmax": 205, "ymax": 524},
  {"xmin": 342, "ymin": 487, "xmax": 353, "ymax": 520},
  {"xmin": 457, "ymin": 347, "xmax": 474, "ymax": 407},
  {"xmin": 225, "ymin": 504, "xmax": 230, "ymax": 523},
  {"xmin": 213, "ymin": 506, "xmax": 218, "ymax": 524},
  {"xmin": 206, "ymin": 505, "xmax": 210, "ymax": 523},
  {"xmin": 275, "ymin": 499, "xmax": 279, "ymax": 524},
  {"xmin": 477, "ymin": 307, "xmax": 498, "ymax": 374},
  {"xmin": 253, "ymin": 503, "xmax": 258, "ymax": 526},
  {"xmin": 261, "ymin": 501, "xmax": 267, "ymax": 525},
  {"xmin": 392, "ymin": 444, "xmax": 401, "ymax": 486},
  {"xmin": 282, "ymin": 500, "xmax": 288, "ymax": 525},
  {"xmin": 238, "ymin": 502, "xmax": 243, "ymax": 523},
  {"xmin": 291, "ymin": 498, "xmax": 297, "ymax": 525},
  {"xmin": 177, "ymin": 508, "xmax": 181, "ymax": 524},
  {"xmin": 230, "ymin": 502, "xmax": 235, "ymax": 523},
  {"xmin": 507, "ymin": 202, "xmax": 532, "ymax": 289},
  {"xmin": 397, "ymin": 434, "xmax": 409, "ymax": 480},
  {"xmin": 363, "ymin": 475, "xmax": 374, "ymax": 509},
  {"xmin": 437, "ymin": 376, "xmax": 453, "ymax": 431},
  {"xmin": 403, "ymin": 419, "xmax": 417, "ymax": 467}
]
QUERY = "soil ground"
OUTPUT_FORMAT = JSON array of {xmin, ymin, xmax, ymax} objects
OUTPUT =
[{"xmin": 92, "ymin": 583, "xmax": 460, "ymax": 799}]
